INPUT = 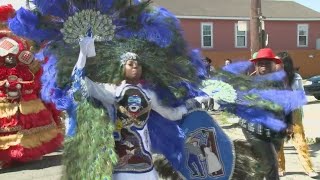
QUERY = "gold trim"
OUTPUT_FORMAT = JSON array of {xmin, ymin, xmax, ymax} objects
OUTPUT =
[
  {"xmin": 118, "ymin": 105, "xmax": 151, "ymax": 127},
  {"xmin": 21, "ymin": 128, "xmax": 62, "ymax": 148},
  {"xmin": 0, "ymin": 133, "xmax": 23, "ymax": 149},
  {"xmin": 19, "ymin": 99, "xmax": 46, "ymax": 114},
  {"xmin": 0, "ymin": 124, "xmax": 62, "ymax": 149},
  {"xmin": 0, "ymin": 102, "xmax": 18, "ymax": 118},
  {"xmin": 20, "ymin": 121, "xmax": 57, "ymax": 135},
  {"xmin": 0, "ymin": 126, "xmax": 22, "ymax": 133},
  {"xmin": 0, "ymin": 121, "xmax": 57, "ymax": 134}
]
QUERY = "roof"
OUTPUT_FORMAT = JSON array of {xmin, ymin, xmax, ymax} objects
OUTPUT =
[{"xmin": 152, "ymin": 0, "xmax": 320, "ymax": 20}]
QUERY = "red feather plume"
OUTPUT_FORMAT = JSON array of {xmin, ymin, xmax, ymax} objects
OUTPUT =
[{"xmin": 0, "ymin": 4, "xmax": 15, "ymax": 22}]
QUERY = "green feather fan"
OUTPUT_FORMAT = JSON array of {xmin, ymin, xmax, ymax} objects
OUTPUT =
[{"xmin": 63, "ymin": 100, "xmax": 118, "ymax": 180}]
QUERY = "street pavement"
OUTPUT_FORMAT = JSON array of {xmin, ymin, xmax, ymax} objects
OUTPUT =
[
  {"xmin": 0, "ymin": 96, "xmax": 319, "ymax": 180},
  {"xmin": 0, "ymin": 150, "xmax": 63, "ymax": 180}
]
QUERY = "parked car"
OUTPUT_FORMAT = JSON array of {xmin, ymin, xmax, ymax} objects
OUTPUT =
[{"xmin": 304, "ymin": 75, "xmax": 320, "ymax": 100}]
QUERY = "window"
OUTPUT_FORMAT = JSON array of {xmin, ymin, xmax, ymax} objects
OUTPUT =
[
  {"xmin": 297, "ymin": 24, "xmax": 308, "ymax": 47},
  {"xmin": 201, "ymin": 23, "xmax": 213, "ymax": 48},
  {"xmin": 235, "ymin": 23, "xmax": 247, "ymax": 48},
  {"xmin": 317, "ymin": 38, "xmax": 320, "ymax": 50}
]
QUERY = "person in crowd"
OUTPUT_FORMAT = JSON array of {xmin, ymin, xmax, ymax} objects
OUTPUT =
[
  {"xmin": 202, "ymin": 57, "xmax": 215, "ymax": 111},
  {"xmin": 276, "ymin": 51, "xmax": 319, "ymax": 178},
  {"xmin": 0, "ymin": 5, "xmax": 63, "ymax": 169},
  {"xmin": 240, "ymin": 48, "xmax": 293, "ymax": 180},
  {"xmin": 72, "ymin": 38, "xmax": 200, "ymax": 180},
  {"xmin": 204, "ymin": 57, "xmax": 215, "ymax": 76},
  {"xmin": 225, "ymin": 58, "xmax": 232, "ymax": 66}
]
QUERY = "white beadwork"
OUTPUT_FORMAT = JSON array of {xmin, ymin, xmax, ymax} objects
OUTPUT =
[{"xmin": 61, "ymin": 10, "xmax": 115, "ymax": 44}]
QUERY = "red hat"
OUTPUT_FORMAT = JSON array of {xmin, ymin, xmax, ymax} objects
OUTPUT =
[{"xmin": 250, "ymin": 48, "xmax": 282, "ymax": 64}]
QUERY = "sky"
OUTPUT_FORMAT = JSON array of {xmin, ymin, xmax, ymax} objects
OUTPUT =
[
  {"xmin": 293, "ymin": 0, "xmax": 320, "ymax": 12},
  {"xmin": 0, "ymin": 0, "xmax": 26, "ymax": 9},
  {"xmin": 0, "ymin": 0, "xmax": 320, "ymax": 12}
]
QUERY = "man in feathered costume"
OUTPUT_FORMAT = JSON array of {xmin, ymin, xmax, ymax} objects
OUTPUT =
[
  {"xmin": 7, "ymin": 0, "xmax": 307, "ymax": 179},
  {"xmin": 0, "ymin": 4, "xmax": 63, "ymax": 168},
  {"xmin": 241, "ymin": 48, "xmax": 293, "ymax": 180}
]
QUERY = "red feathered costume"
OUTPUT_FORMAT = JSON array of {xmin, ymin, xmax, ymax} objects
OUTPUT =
[{"xmin": 0, "ymin": 5, "xmax": 63, "ymax": 168}]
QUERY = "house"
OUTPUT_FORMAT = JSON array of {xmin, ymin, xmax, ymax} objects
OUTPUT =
[{"xmin": 153, "ymin": 0, "xmax": 320, "ymax": 78}]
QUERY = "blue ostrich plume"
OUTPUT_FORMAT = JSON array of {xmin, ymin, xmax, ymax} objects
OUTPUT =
[
  {"xmin": 98, "ymin": 0, "xmax": 115, "ymax": 13},
  {"xmin": 189, "ymin": 49, "xmax": 207, "ymax": 79},
  {"xmin": 248, "ymin": 89, "xmax": 307, "ymax": 115},
  {"xmin": 33, "ymin": 0, "xmax": 70, "ymax": 19},
  {"xmin": 148, "ymin": 110, "xmax": 186, "ymax": 172},
  {"xmin": 235, "ymin": 104, "xmax": 287, "ymax": 131},
  {"xmin": 177, "ymin": 81, "xmax": 207, "ymax": 101},
  {"xmin": 117, "ymin": 7, "xmax": 181, "ymax": 48},
  {"xmin": 40, "ymin": 54, "xmax": 58, "ymax": 103},
  {"xmin": 253, "ymin": 70, "xmax": 286, "ymax": 82},
  {"xmin": 222, "ymin": 61, "xmax": 253, "ymax": 75},
  {"xmin": 8, "ymin": 8, "xmax": 60, "ymax": 42}
]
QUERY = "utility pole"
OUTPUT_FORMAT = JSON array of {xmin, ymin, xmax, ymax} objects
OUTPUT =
[{"xmin": 250, "ymin": 0, "xmax": 262, "ymax": 56}]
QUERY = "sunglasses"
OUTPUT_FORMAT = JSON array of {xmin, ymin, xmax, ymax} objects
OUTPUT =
[{"xmin": 257, "ymin": 60, "xmax": 273, "ymax": 66}]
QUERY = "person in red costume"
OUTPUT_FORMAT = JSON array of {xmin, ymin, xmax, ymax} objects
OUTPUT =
[{"xmin": 0, "ymin": 4, "xmax": 63, "ymax": 168}]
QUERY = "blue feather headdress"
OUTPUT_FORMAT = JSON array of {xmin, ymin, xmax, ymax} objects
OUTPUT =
[
  {"xmin": 8, "ymin": 8, "xmax": 61, "ymax": 43},
  {"xmin": 204, "ymin": 61, "xmax": 307, "ymax": 131},
  {"xmin": 8, "ymin": 1, "xmax": 205, "ymax": 173}
]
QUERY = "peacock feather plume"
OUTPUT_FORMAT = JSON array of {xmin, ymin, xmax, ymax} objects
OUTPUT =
[
  {"xmin": 62, "ymin": 99, "xmax": 117, "ymax": 180},
  {"xmin": 8, "ymin": 1, "xmax": 205, "ymax": 179}
]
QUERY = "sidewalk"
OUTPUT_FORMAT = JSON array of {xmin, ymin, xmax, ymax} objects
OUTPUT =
[
  {"xmin": 302, "ymin": 96, "xmax": 320, "ymax": 139},
  {"xmin": 279, "ymin": 142, "xmax": 320, "ymax": 180}
]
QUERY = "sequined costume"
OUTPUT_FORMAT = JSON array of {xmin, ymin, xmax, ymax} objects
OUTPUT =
[{"xmin": 0, "ymin": 6, "xmax": 63, "ymax": 167}]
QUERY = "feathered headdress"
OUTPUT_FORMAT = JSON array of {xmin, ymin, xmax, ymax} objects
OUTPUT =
[
  {"xmin": 8, "ymin": 1, "xmax": 206, "ymax": 179},
  {"xmin": 0, "ymin": 4, "xmax": 15, "ymax": 23},
  {"xmin": 0, "ymin": 4, "xmax": 38, "ymax": 71},
  {"xmin": 9, "ymin": 0, "xmax": 206, "ymax": 103}
]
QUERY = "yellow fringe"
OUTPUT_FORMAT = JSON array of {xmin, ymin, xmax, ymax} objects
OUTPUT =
[
  {"xmin": 0, "ymin": 99, "xmax": 47, "ymax": 118},
  {"xmin": 19, "ymin": 99, "xmax": 46, "ymax": 115},
  {"xmin": 0, "ymin": 133, "xmax": 23, "ymax": 149},
  {"xmin": 292, "ymin": 108, "xmax": 303, "ymax": 125},
  {"xmin": 0, "ymin": 126, "xmax": 62, "ymax": 150},
  {"xmin": 0, "ymin": 102, "xmax": 18, "ymax": 118},
  {"xmin": 21, "ymin": 128, "xmax": 62, "ymax": 148}
]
